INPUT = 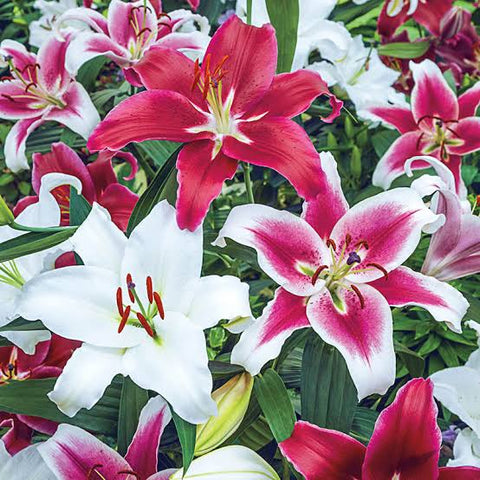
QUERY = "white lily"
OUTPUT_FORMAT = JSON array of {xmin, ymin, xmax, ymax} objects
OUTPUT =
[
  {"xmin": 18, "ymin": 200, "xmax": 253, "ymax": 424},
  {"xmin": 0, "ymin": 173, "xmax": 81, "ymax": 354}
]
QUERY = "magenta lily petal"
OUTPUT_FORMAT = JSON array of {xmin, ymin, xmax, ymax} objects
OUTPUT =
[
  {"xmin": 410, "ymin": 59, "xmax": 459, "ymax": 125},
  {"xmin": 231, "ymin": 288, "xmax": 310, "ymax": 376},
  {"xmin": 187, "ymin": 0, "xmax": 199, "ymax": 9},
  {"xmin": 176, "ymin": 140, "xmax": 238, "ymax": 231},
  {"xmin": 458, "ymin": 82, "xmax": 480, "ymax": 118},
  {"xmin": 306, "ymin": 284, "xmax": 395, "ymax": 400},
  {"xmin": 447, "ymin": 117, "xmax": 480, "ymax": 155},
  {"xmin": 369, "ymin": 266, "xmax": 468, "ymax": 333},
  {"xmin": 412, "ymin": 0, "xmax": 453, "ymax": 35},
  {"xmin": 439, "ymin": 467, "xmax": 480, "ymax": 479},
  {"xmin": 38, "ymin": 424, "xmax": 131, "ymax": 479},
  {"xmin": 0, "ymin": 417, "xmax": 32, "ymax": 455},
  {"xmin": 279, "ymin": 421, "xmax": 366, "ymax": 480},
  {"xmin": 204, "ymin": 15, "xmax": 277, "ymax": 116},
  {"xmin": 125, "ymin": 396, "xmax": 172, "ymax": 479},
  {"xmin": 214, "ymin": 204, "xmax": 329, "ymax": 297},
  {"xmin": 87, "ymin": 90, "xmax": 211, "ymax": 152},
  {"xmin": 36, "ymin": 36, "xmax": 70, "ymax": 94},
  {"xmin": 301, "ymin": 152, "xmax": 349, "ymax": 239},
  {"xmin": 367, "ymin": 105, "xmax": 417, "ymax": 134},
  {"xmin": 0, "ymin": 40, "xmax": 36, "ymax": 70},
  {"xmin": 330, "ymin": 188, "xmax": 439, "ymax": 283},
  {"xmin": 16, "ymin": 416, "xmax": 57, "ymax": 436},
  {"xmin": 98, "ymin": 183, "xmax": 139, "ymax": 231},
  {"xmin": 224, "ymin": 117, "xmax": 328, "ymax": 201},
  {"xmin": 0, "ymin": 82, "xmax": 47, "ymax": 119},
  {"xmin": 362, "ymin": 378, "xmax": 441, "ymax": 479}
]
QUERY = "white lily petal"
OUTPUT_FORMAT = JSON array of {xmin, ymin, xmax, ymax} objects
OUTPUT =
[
  {"xmin": 1, "ymin": 330, "xmax": 51, "ymax": 354},
  {"xmin": 0, "ymin": 444, "xmax": 56, "ymax": 480},
  {"xmin": 448, "ymin": 428, "xmax": 480, "ymax": 468},
  {"xmin": 49, "ymin": 343, "xmax": 126, "ymax": 417}
]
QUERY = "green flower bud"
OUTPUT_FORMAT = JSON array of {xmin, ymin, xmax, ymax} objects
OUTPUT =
[
  {"xmin": 350, "ymin": 146, "xmax": 362, "ymax": 178},
  {"xmin": 327, "ymin": 132, "xmax": 338, "ymax": 150},
  {"xmin": 0, "ymin": 196, "xmax": 14, "ymax": 226},
  {"xmin": 344, "ymin": 115, "xmax": 354, "ymax": 139},
  {"xmin": 195, "ymin": 373, "xmax": 254, "ymax": 456}
]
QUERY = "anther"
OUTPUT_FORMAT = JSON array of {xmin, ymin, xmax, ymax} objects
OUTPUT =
[
  {"xmin": 118, "ymin": 306, "xmax": 131, "ymax": 333},
  {"xmin": 345, "ymin": 234, "xmax": 352, "ymax": 248},
  {"xmin": 311, "ymin": 265, "xmax": 328, "ymax": 285},
  {"xmin": 126, "ymin": 273, "xmax": 135, "ymax": 302},
  {"xmin": 351, "ymin": 285, "xmax": 365, "ymax": 309},
  {"xmin": 146, "ymin": 276, "xmax": 153, "ymax": 304},
  {"xmin": 87, "ymin": 464, "xmax": 104, "ymax": 480},
  {"xmin": 326, "ymin": 238, "xmax": 337, "ymax": 251},
  {"xmin": 116, "ymin": 287, "xmax": 124, "ymax": 316},
  {"xmin": 366, "ymin": 263, "xmax": 389, "ymax": 279},
  {"xmin": 354, "ymin": 240, "xmax": 369, "ymax": 250},
  {"xmin": 118, "ymin": 471, "xmax": 141, "ymax": 479},
  {"xmin": 346, "ymin": 251, "xmax": 361, "ymax": 266},
  {"xmin": 136, "ymin": 312, "xmax": 154, "ymax": 338},
  {"xmin": 153, "ymin": 292, "xmax": 165, "ymax": 320}
]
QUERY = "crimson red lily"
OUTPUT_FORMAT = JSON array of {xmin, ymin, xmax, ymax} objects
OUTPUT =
[
  {"xmin": 87, "ymin": 15, "xmax": 342, "ymax": 231},
  {"xmin": 280, "ymin": 378, "xmax": 480, "ymax": 479},
  {"xmin": 13, "ymin": 142, "xmax": 138, "ymax": 231},
  {"xmin": 0, "ymin": 335, "xmax": 79, "ymax": 455},
  {"xmin": 369, "ymin": 59, "xmax": 480, "ymax": 198}
]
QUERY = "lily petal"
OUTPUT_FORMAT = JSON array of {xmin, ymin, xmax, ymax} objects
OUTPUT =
[
  {"xmin": 367, "ymin": 105, "xmax": 417, "ymax": 134},
  {"xmin": 0, "ymin": 444, "xmax": 56, "ymax": 480},
  {"xmin": 98, "ymin": 183, "xmax": 139, "ymax": 232},
  {"xmin": 439, "ymin": 466, "xmax": 480, "ymax": 479},
  {"xmin": 458, "ymin": 82, "xmax": 480, "ymax": 118},
  {"xmin": 447, "ymin": 117, "xmax": 480, "ymax": 156}
]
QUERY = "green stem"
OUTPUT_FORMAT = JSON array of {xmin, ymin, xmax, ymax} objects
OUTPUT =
[
  {"xmin": 11, "ymin": 222, "xmax": 77, "ymax": 234},
  {"xmin": 246, "ymin": 0, "xmax": 252, "ymax": 24},
  {"xmin": 282, "ymin": 456, "xmax": 290, "ymax": 480},
  {"xmin": 242, "ymin": 163, "xmax": 255, "ymax": 204}
]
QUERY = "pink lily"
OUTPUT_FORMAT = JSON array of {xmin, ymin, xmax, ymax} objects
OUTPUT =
[
  {"xmin": 13, "ymin": 142, "xmax": 138, "ymax": 231},
  {"xmin": 214, "ymin": 152, "xmax": 468, "ymax": 399},
  {"xmin": 279, "ymin": 378, "xmax": 480, "ymax": 479},
  {"xmin": 87, "ymin": 15, "xmax": 342, "ymax": 231},
  {"xmin": 0, "ymin": 335, "xmax": 79, "ymax": 455},
  {"xmin": 38, "ymin": 395, "xmax": 171, "ymax": 480},
  {"xmin": 0, "ymin": 37, "xmax": 99, "ymax": 172},
  {"xmin": 59, "ymin": 0, "xmax": 210, "ymax": 86},
  {"xmin": 369, "ymin": 59, "xmax": 480, "ymax": 198}
]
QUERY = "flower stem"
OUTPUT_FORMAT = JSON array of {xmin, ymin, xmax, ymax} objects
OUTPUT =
[
  {"xmin": 246, "ymin": 0, "xmax": 252, "ymax": 24},
  {"xmin": 242, "ymin": 163, "xmax": 255, "ymax": 204},
  {"xmin": 10, "ymin": 222, "xmax": 77, "ymax": 233}
]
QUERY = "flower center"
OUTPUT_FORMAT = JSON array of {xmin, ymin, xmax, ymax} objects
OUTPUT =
[
  {"xmin": 87, "ymin": 464, "xmax": 140, "ymax": 480},
  {"xmin": 417, "ymin": 116, "xmax": 463, "ymax": 160},
  {"xmin": 0, "ymin": 349, "xmax": 29, "ymax": 384},
  {"xmin": 116, "ymin": 273, "xmax": 165, "ymax": 338},
  {"xmin": 127, "ymin": 5, "xmax": 156, "ymax": 60},
  {"xmin": 0, "ymin": 260, "xmax": 25, "ymax": 289},
  {"xmin": 1, "ymin": 58, "xmax": 66, "ymax": 109}
]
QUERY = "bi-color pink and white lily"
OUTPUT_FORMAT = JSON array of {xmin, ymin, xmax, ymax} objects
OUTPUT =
[
  {"xmin": 87, "ymin": 15, "xmax": 342, "ymax": 231},
  {"xmin": 58, "ymin": 0, "xmax": 210, "ymax": 86},
  {"xmin": 214, "ymin": 152, "xmax": 469, "ymax": 399},
  {"xmin": 279, "ymin": 378, "xmax": 480, "ymax": 479},
  {"xmin": 18, "ymin": 200, "xmax": 253, "ymax": 424},
  {"xmin": 0, "ymin": 37, "xmax": 99, "ymax": 172},
  {"xmin": 369, "ymin": 59, "xmax": 480, "ymax": 198}
]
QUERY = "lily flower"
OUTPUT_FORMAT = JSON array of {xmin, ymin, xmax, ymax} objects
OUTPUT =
[
  {"xmin": 279, "ymin": 378, "xmax": 480, "ymax": 479},
  {"xmin": 14, "ymin": 142, "xmax": 138, "ymax": 232},
  {"xmin": 369, "ymin": 59, "xmax": 480, "ymax": 198},
  {"xmin": 87, "ymin": 15, "xmax": 342, "ymax": 231},
  {"xmin": 38, "ymin": 396, "xmax": 171, "ymax": 480},
  {"xmin": 0, "ymin": 172, "xmax": 82, "ymax": 353},
  {"xmin": 0, "ymin": 37, "xmax": 99, "ymax": 172},
  {"xmin": 0, "ymin": 335, "xmax": 79, "ymax": 455},
  {"xmin": 214, "ymin": 152, "xmax": 468, "ymax": 399},
  {"xmin": 58, "ymin": 0, "xmax": 211, "ymax": 86},
  {"xmin": 18, "ymin": 200, "xmax": 253, "ymax": 423}
]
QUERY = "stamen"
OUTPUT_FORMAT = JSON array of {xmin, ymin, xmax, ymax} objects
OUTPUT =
[
  {"xmin": 354, "ymin": 240, "xmax": 369, "ymax": 250},
  {"xmin": 345, "ymin": 234, "xmax": 352, "ymax": 248},
  {"xmin": 366, "ymin": 263, "xmax": 389, "ymax": 279},
  {"xmin": 116, "ymin": 287, "xmax": 124, "ymax": 316},
  {"xmin": 87, "ymin": 464, "xmax": 104, "ymax": 480},
  {"xmin": 311, "ymin": 265, "xmax": 328, "ymax": 285},
  {"xmin": 351, "ymin": 285, "xmax": 365, "ymax": 309},
  {"xmin": 118, "ymin": 306, "xmax": 131, "ymax": 334},
  {"xmin": 126, "ymin": 273, "xmax": 135, "ymax": 302},
  {"xmin": 326, "ymin": 238, "xmax": 337, "ymax": 251},
  {"xmin": 346, "ymin": 251, "xmax": 361, "ymax": 265},
  {"xmin": 136, "ymin": 312, "xmax": 154, "ymax": 338},
  {"xmin": 118, "ymin": 471, "xmax": 141, "ymax": 479},
  {"xmin": 153, "ymin": 292, "xmax": 165, "ymax": 320},
  {"xmin": 146, "ymin": 276, "xmax": 153, "ymax": 304}
]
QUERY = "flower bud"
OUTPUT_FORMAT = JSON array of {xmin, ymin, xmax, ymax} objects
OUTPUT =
[
  {"xmin": 350, "ymin": 146, "xmax": 362, "ymax": 178},
  {"xmin": 195, "ymin": 373, "xmax": 254, "ymax": 456},
  {"xmin": 344, "ymin": 115, "xmax": 355, "ymax": 139},
  {"xmin": 0, "ymin": 196, "xmax": 14, "ymax": 226}
]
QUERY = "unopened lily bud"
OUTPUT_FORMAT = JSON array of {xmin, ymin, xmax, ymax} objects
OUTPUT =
[
  {"xmin": 195, "ymin": 373, "xmax": 254, "ymax": 456},
  {"xmin": 327, "ymin": 132, "xmax": 338, "ymax": 149},
  {"xmin": 357, "ymin": 128, "xmax": 368, "ymax": 148},
  {"xmin": 0, "ymin": 196, "xmax": 14, "ymax": 226},
  {"xmin": 350, "ymin": 146, "xmax": 362, "ymax": 178},
  {"xmin": 344, "ymin": 115, "xmax": 354, "ymax": 139}
]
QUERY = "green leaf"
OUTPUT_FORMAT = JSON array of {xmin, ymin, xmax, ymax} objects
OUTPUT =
[
  {"xmin": 0, "ymin": 229, "xmax": 77, "ymax": 263},
  {"xmin": 135, "ymin": 140, "xmax": 180, "ymax": 168},
  {"xmin": 77, "ymin": 55, "xmax": 107, "ymax": 91},
  {"xmin": 395, "ymin": 339, "xmax": 425, "ymax": 377},
  {"xmin": 301, "ymin": 336, "xmax": 357, "ymax": 433},
  {"xmin": 265, "ymin": 0, "xmax": 299, "ymax": 73},
  {"xmin": 371, "ymin": 129, "xmax": 400, "ymax": 158},
  {"xmin": 254, "ymin": 368, "xmax": 295, "ymax": 442},
  {"xmin": 0, "ymin": 317, "xmax": 44, "ymax": 333},
  {"xmin": 126, "ymin": 145, "xmax": 181, "ymax": 236},
  {"xmin": 0, "ymin": 378, "xmax": 121, "ymax": 436},
  {"xmin": 117, "ymin": 377, "xmax": 149, "ymax": 455},
  {"xmin": 331, "ymin": 0, "xmax": 382, "ymax": 24},
  {"xmin": 69, "ymin": 187, "xmax": 92, "ymax": 226},
  {"xmin": 172, "ymin": 410, "xmax": 196, "ymax": 474},
  {"xmin": 377, "ymin": 41, "xmax": 431, "ymax": 59},
  {"xmin": 350, "ymin": 407, "xmax": 378, "ymax": 444}
]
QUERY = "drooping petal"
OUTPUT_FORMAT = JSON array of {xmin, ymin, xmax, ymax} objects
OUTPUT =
[
  {"xmin": 458, "ymin": 82, "xmax": 480, "ymax": 118},
  {"xmin": 124, "ymin": 312, "xmax": 216, "ymax": 424},
  {"xmin": 87, "ymin": 90, "xmax": 211, "ymax": 152},
  {"xmin": 186, "ymin": 275, "xmax": 252, "ymax": 331},
  {"xmin": 125, "ymin": 396, "xmax": 172, "ymax": 479},
  {"xmin": 0, "ymin": 418, "xmax": 32, "ymax": 455},
  {"xmin": 38, "ymin": 424, "xmax": 130, "ymax": 479},
  {"xmin": 362, "ymin": 378, "xmax": 441, "ymax": 479},
  {"xmin": 447, "ymin": 117, "xmax": 480, "ymax": 155},
  {"xmin": 301, "ymin": 152, "xmax": 349, "ymax": 239},
  {"xmin": 176, "ymin": 140, "xmax": 238, "ymax": 231},
  {"xmin": 306, "ymin": 284, "xmax": 395, "ymax": 400},
  {"xmin": 0, "ymin": 331, "xmax": 51, "ymax": 355},
  {"xmin": 48, "ymin": 344, "xmax": 126, "ymax": 417},
  {"xmin": 213, "ymin": 204, "xmax": 329, "ymax": 297},
  {"xmin": 410, "ymin": 59, "xmax": 459, "ymax": 125},
  {"xmin": 367, "ymin": 105, "xmax": 417, "ymax": 134},
  {"xmin": 97, "ymin": 183, "xmax": 138, "ymax": 232},
  {"xmin": 331, "ymin": 188, "xmax": 440, "ymax": 283},
  {"xmin": 279, "ymin": 421, "xmax": 366, "ymax": 480},
  {"xmin": 121, "ymin": 200, "xmax": 203, "ymax": 314},
  {"xmin": 4, "ymin": 117, "xmax": 44, "ymax": 172},
  {"xmin": 372, "ymin": 131, "xmax": 425, "ymax": 190},
  {"xmin": 439, "ymin": 466, "xmax": 480, "ymax": 479},
  {"xmin": 231, "ymin": 288, "xmax": 310, "ymax": 376},
  {"xmin": 370, "ymin": 266, "xmax": 468, "ymax": 333},
  {"xmin": 224, "ymin": 117, "xmax": 329, "ymax": 200}
]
